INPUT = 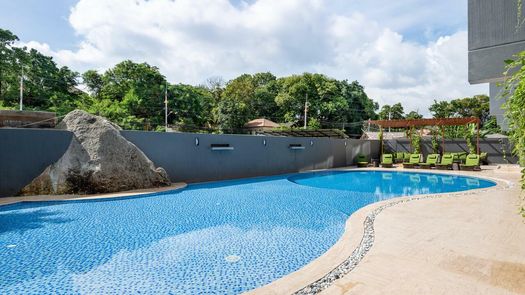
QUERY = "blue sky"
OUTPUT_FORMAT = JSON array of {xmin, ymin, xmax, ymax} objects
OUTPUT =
[
  {"xmin": 0, "ymin": 0, "xmax": 483, "ymax": 112},
  {"xmin": 0, "ymin": 0, "xmax": 80, "ymax": 49},
  {"xmin": 0, "ymin": 0, "xmax": 467, "ymax": 48}
]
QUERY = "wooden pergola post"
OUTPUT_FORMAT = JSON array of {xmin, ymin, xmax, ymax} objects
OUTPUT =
[
  {"xmin": 477, "ymin": 121, "xmax": 480, "ymax": 155},
  {"xmin": 409, "ymin": 126, "xmax": 413, "ymax": 153},
  {"xmin": 441, "ymin": 126, "xmax": 445, "ymax": 154},
  {"xmin": 380, "ymin": 125, "xmax": 384, "ymax": 156}
]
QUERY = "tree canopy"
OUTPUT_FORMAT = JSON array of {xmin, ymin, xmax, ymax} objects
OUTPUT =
[
  {"xmin": 0, "ymin": 29, "xmax": 80, "ymax": 114},
  {"xmin": 428, "ymin": 95, "xmax": 500, "ymax": 136},
  {"xmin": 378, "ymin": 103, "xmax": 404, "ymax": 120}
]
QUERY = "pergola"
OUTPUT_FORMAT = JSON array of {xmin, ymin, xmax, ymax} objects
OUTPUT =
[
  {"xmin": 261, "ymin": 129, "xmax": 348, "ymax": 139},
  {"xmin": 367, "ymin": 117, "xmax": 481, "ymax": 154}
]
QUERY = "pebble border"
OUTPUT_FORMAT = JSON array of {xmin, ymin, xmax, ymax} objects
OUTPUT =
[{"xmin": 293, "ymin": 177, "xmax": 512, "ymax": 294}]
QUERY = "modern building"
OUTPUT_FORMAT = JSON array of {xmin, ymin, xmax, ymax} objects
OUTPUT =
[{"xmin": 468, "ymin": 0, "xmax": 525, "ymax": 130}]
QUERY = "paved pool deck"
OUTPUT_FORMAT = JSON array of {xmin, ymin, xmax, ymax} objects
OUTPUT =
[{"xmin": 251, "ymin": 165, "xmax": 525, "ymax": 295}]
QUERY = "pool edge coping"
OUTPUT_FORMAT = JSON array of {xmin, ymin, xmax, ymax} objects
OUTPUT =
[{"xmin": 0, "ymin": 183, "xmax": 188, "ymax": 207}]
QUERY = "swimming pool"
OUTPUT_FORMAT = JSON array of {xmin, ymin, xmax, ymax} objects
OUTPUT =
[{"xmin": 0, "ymin": 171, "xmax": 495, "ymax": 294}]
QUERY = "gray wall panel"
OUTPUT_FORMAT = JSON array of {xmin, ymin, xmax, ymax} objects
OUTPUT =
[
  {"xmin": 121, "ymin": 131, "xmax": 379, "ymax": 183},
  {"xmin": 468, "ymin": 41, "xmax": 525, "ymax": 84},
  {"xmin": 468, "ymin": 0, "xmax": 525, "ymax": 50},
  {"xmin": 468, "ymin": 0, "xmax": 525, "ymax": 83},
  {"xmin": 0, "ymin": 128, "xmax": 72, "ymax": 197}
]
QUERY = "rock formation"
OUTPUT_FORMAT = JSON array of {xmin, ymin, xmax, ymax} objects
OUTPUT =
[{"xmin": 21, "ymin": 110, "xmax": 170, "ymax": 195}]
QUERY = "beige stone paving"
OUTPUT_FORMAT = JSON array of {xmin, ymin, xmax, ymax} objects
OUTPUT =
[
  {"xmin": 322, "ymin": 167, "xmax": 525, "ymax": 295},
  {"xmin": 251, "ymin": 165, "xmax": 525, "ymax": 295},
  {"xmin": 0, "ymin": 183, "xmax": 187, "ymax": 206}
]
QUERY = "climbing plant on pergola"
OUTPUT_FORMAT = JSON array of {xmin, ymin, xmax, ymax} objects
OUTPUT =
[{"xmin": 367, "ymin": 117, "xmax": 481, "ymax": 154}]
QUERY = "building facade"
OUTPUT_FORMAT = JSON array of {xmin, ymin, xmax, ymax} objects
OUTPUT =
[{"xmin": 468, "ymin": 0, "xmax": 525, "ymax": 130}]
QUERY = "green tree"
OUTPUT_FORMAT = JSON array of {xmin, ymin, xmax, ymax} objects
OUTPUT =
[
  {"xmin": 82, "ymin": 70, "xmax": 103, "ymax": 97},
  {"xmin": 340, "ymin": 80, "xmax": 378, "ymax": 134},
  {"xmin": 378, "ymin": 103, "xmax": 404, "ymax": 120},
  {"xmin": 429, "ymin": 95, "xmax": 500, "ymax": 138},
  {"xmin": 307, "ymin": 117, "xmax": 321, "ymax": 129},
  {"xmin": 409, "ymin": 128, "xmax": 421, "ymax": 153},
  {"xmin": 168, "ymin": 84, "xmax": 214, "ymax": 130},
  {"xmin": 0, "ymin": 28, "xmax": 19, "ymax": 102},
  {"xmin": 275, "ymin": 74, "xmax": 312, "ymax": 124},
  {"xmin": 275, "ymin": 73, "xmax": 377, "ymax": 134},
  {"xmin": 502, "ymin": 52, "xmax": 525, "ymax": 193},
  {"xmin": 429, "ymin": 95, "xmax": 493, "ymax": 127},
  {"xmin": 84, "ymin": 60, "xmax": 167, "ymax": 129},
  {"xmin": 405, "ymin": 110, "xmax": 423, "ymax": 120},
  {"xmin": 0, "ymin": 36, "xmax": 81, "ymax": 116},
  {"xmin": 429, "ymin": 99, "xmax": 453, "ymax": 118},
  {"xmin": 217, "ymin": 73, "xmax": 278, "ymax": 131}
]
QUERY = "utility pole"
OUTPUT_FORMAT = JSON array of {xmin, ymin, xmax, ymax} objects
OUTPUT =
[
  {"xmin": 164, "ymin": 82, "xmax": 168, "ymax": 132},
  {"xmin": 19, "ymin": 67, "xmax": 24, "ymax": 111},
  {"xmin": 303, "ymin": 93, "xmax": 308, "ymax": 129}
]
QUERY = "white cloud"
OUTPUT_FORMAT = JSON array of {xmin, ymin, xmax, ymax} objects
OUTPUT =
[{"xmin": 20, "ymin": 0, "xmax": 487, "ymax": 115}]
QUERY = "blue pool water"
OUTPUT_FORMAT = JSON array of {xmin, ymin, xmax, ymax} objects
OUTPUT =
[{"xmin": 0, "ymin": 171, "xmax": 495, "ymax": 294}]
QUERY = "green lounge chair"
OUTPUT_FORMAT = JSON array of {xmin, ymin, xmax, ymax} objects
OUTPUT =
[
  {"xmin": 402, "ymin": 154, "xmax": 421, "ymax": 169},
  {"xmin": 449, "ymin": 152, "xmax": 461, "ymax": 163},
  {"xmin": 480, "ymin": 152, "xmax": 488, "ymax": 165},
  {"xmin": 381, "ymin": 154, "xmax": 394, "ymax": 168},
  {"xmin": 450, "ymin": 152, "xmax": 467, "ymax": 163},
  {"xmin": 458, "ymin": 152, "xmax": 467, "ymax": 164},
  {"xmin": 460, "ymin": 154, "xmax": 481, "ymax": 171},
  {"xmin": 356, "ymin": 154, "xmax": 369, "ymax": 168},
  {"xmin": 435, "ymin": 154, "xmax": 454, "ymax": 170},
  {"xmin": 403, "ymin": 152, "xmax": 411, "ymax": 163},
  {"xmin": 395, "ymin": 152, "xmax": 404, "ymax": 163},
  {"xmin": 418, "ymin": 154, "xmax": 439, "ymax": 169}
]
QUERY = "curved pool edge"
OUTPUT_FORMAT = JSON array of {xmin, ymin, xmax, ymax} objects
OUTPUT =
[
  {"xmin": 0, "ymin": 183, "xmax": 188, "ymax": 207},
  {"xmin": 246, "ymin": 168, "xmax": 512, "ymax": 295}
]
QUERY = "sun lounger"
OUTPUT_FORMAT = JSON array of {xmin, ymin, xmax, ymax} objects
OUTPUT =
[
  {"xmin": 460, "ymin": 154, "xmax": 481, "ymax": 171},
  {"xmin": 480, "ymin": 152, "xmax": 488, "ymax": 165},
  {"xmin": 418, "ymin": 154, "xmax": 439, "ymax": 169},
  {"xmin": 395, "ymin": 152, "xmax": 404, "ymax": 163},
  {"xmin": 403, "ymin": 154, "xmax": 421, "ymax": 169},
  {"xmin": 356, "ymin": 154, "xmax": 369, "ymax": 168},
  {"xmin": 381, "ymin": 154, "xmax": 394, "ymax": 168},
  {"xmin": 435, "ymin": 154, "xmax": 454, "ymax": 170}
]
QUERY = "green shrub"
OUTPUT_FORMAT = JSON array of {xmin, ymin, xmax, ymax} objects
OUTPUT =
[{"xmin": 502, "ymin": 51, "xmax": 525, "ymax": 215}]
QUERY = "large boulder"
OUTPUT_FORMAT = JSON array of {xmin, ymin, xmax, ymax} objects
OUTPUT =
[{"xmin": 21, "ymin": 110, "xmax": 170, "ymax": 195}]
